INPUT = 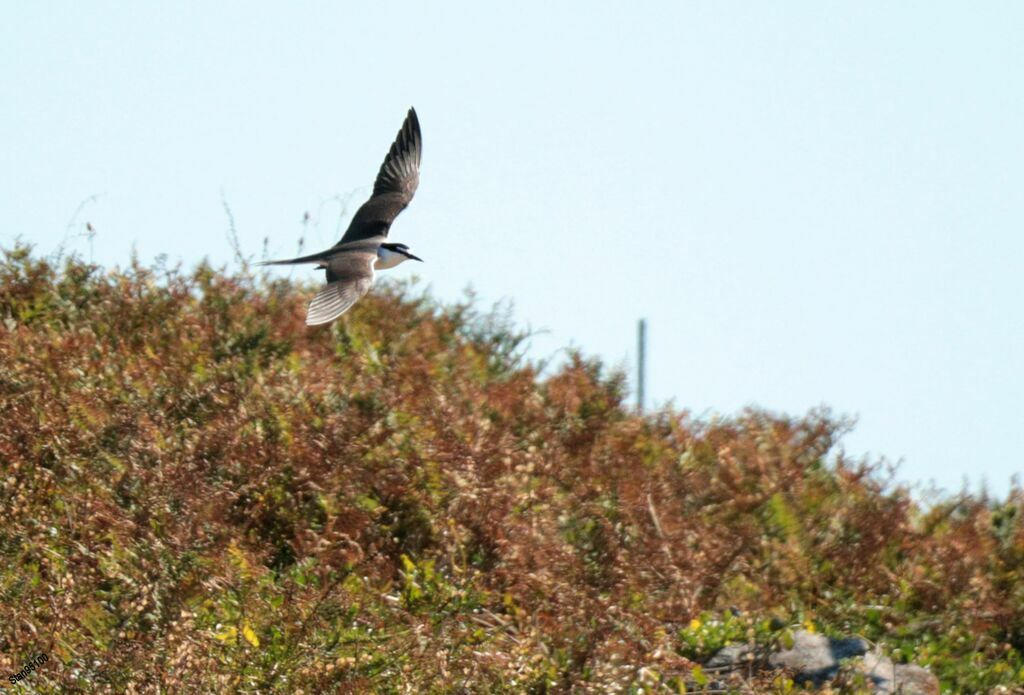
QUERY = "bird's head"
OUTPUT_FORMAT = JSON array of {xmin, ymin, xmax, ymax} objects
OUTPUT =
[{"xmin": 377, "ymin": 242, "xmax": 423, "ymax": 269}]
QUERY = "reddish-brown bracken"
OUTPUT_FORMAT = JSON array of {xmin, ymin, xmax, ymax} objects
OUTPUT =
[{"xmin": 0, "ymin": 246, "xmax": 1021, "ymax": 693}]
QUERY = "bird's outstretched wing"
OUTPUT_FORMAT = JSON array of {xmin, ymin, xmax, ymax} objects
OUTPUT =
[
  {"xmin": 337, "ymin": 108, "xmax": 422, "ymax": 244},
  {"xmin": 258, "ymin": 235, "xmax": 384, "ymax": 267},
  {"xmin": 305, "ymin": 249, "xmax": 377, "ymax": 326}
]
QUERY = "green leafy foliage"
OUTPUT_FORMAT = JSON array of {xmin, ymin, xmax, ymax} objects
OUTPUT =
[{"xmin": 0, "ymin": 245, "xmax": 1022, "ymax": 692}]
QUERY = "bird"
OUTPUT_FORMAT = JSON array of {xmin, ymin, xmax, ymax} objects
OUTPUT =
[{"xmin": 260, "ymin": 107, "xmax": 423, "ymax": 326}]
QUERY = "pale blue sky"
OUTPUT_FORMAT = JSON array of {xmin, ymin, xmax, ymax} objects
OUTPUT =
[{"xmin": 3, "ymin": 2, "xmax": 1022, "ymax": 495}]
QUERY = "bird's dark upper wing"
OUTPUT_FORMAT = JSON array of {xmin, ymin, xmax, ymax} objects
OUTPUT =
[
  {"xmin": 337, "ymin": 108, "xmax": 422, "ymax": 244},
  {"xmin": 372, "ymin": 107, "xmax": 421, "ymax": 200}
]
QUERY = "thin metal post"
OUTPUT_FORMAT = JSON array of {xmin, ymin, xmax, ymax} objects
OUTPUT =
[{"xmin": 637, "ymin": 318, "xmax": 646, "ymax": 412}]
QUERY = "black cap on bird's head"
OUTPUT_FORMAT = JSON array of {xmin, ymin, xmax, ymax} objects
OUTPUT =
[{"xmin": 382, "ymin": 242, "xmax": 423, "ymax": 262}]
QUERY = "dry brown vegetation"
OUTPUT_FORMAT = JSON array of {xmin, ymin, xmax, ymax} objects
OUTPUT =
[{"xmin": 1, "ymin": 246, "xmax": 1022, "ymax": 693}]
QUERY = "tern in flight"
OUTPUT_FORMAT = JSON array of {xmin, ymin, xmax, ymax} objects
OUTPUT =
[{"xmin": 260, "ymin": 108, "xmax": 423, "ymax": 325}]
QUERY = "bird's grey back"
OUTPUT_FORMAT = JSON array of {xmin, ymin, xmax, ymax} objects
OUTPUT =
[{"xmin": 323, "ymin": 237, "xmax": 383, "ymax": 283}]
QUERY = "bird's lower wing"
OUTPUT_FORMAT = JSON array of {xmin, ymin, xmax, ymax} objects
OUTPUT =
[{"xmin": 306, "ymin": 276, "xmax": 374, "ymax": 326}]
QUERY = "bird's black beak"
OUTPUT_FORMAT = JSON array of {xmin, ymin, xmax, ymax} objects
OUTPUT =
[{"xmin": 408, "ymin": 252, "xmax": 423, "ymax": 262}]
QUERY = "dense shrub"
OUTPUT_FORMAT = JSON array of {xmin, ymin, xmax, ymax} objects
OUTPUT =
[{"xmin": 0, "ymin": 246, "xmax": 1021, "ymax": 692}]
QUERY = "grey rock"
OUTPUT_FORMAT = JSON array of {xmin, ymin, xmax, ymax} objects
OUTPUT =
[
  {"xmin": 705, "ymin": 629, "xmax": 938, "ymax": 694},
  {"xmin": 704, "ymin": 642, "xmax": 754, "ymax": 669},
  {"xmin": 768, "ymin": 630, "xmax": 869, "ymax": 685},
  {"xmin": 860, "ymin": 652, "xmax": 940, "ymax": 695}
]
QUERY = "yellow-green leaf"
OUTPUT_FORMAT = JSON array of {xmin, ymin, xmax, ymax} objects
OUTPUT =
[
  {"xmin": 213, "ymin": 626, "xmax": 237, "ymax": 643},
  {"xmin": 242, "ymin": 622, "xmax": 260, "ymax": 647}
]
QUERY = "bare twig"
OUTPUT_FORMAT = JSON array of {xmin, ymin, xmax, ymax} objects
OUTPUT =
[
  {"xmin": 54, "ymin": 193, "xmax": 102, "ymax": 262},
  {"xmin": 220, "ymin": 189, "xmax": 248, "ymax": 270}
]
